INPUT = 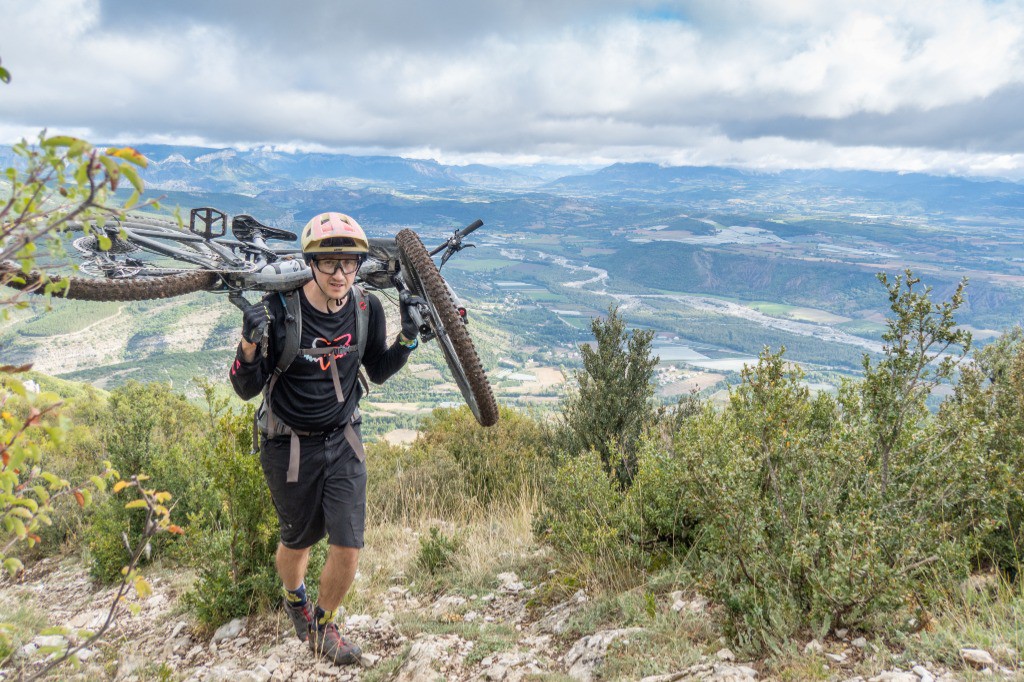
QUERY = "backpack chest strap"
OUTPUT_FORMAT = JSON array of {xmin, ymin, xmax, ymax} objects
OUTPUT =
[{"xmin": 298, "ymin": 346, "xmax": 347, "ymax": 404}]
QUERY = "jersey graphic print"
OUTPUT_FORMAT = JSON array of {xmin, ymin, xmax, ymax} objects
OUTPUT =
[{"xmin": 303, "ymin": 334, "xmax": 353, "ymax": 369}]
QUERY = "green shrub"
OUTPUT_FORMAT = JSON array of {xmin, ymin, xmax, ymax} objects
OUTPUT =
[
  {"xmin": 621, "ymin": 442, "xmax": 697, "ymax": 559},
  {"xmin": 947, "ymin": 327, "xmax": 1024, "ymax": 575},
  {"xmin": 416, "ymin": 404, "xmax": 553, "ymax": 505},
  {"xmin": 416, "ymin": 527, "xmax": 462, "ymax": 575},
  {"xmin": 182, "ymin": 393, "xmax": 279, "ymax": 628},
  {"xmin": 671, "ymin": 274, "xmax": 1004, "ymax": 652},
  {"xmin": 86, "ymin": 382, "xmax": 212, "ymax": 581},
  {"xmin": 534, "ymin": 450, "xmax": 626, "ymax": 561},
  {"xmin": 538, "ymin": 272, "xmax": 1013, "ymax": 653},
  {"xmin": 368, "ymin": 404, "xmax": 551, "ymax": 522},
  {"xmin": 559, "ymin": 305, "xmax": 659, "ymax": 486},
  {"xmin": 366, "ymin": 437, "xmax": 469, "ymax": 523}
]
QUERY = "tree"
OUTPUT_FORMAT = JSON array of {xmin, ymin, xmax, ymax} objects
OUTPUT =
[
  {"xmin": 860, "ymin": 270, "xmax": 971, "ymax": 495},
  {"xmin": 560, "ymin": 305, "xmax": 659, "ymax": 486},
  {"xmin": 0, "ymin": 59, "xmax": 180, "ymax": 676}
]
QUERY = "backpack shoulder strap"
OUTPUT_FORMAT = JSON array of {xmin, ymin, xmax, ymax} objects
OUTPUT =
[
  {"xmin": 352, "ymin": 285, "xmax": 371, "ymax": 396},
  {"xmin": 352, "ymin": 285, "xmax": 369, "ymax": 366},
  {"xmin": 255, "ymin": 289, "xmax": 302, "ymax": 455},
  {"xmin": 274, "ymin": 289, "xmax": 303, "ymax": 376}
]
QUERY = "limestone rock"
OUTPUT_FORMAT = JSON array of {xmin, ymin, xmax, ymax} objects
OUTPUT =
[
  {"xmin": 394, "ymin": 633, "xmax": 470, "ymax": 682},
  {"xmin": 960, "ymin": 648, "xmax": 996, "ymax": 669},
  {"xmin": 912, "ymin": 665, "xmax": 935, "ymax": 682},
  {"xmin": 212, "ymin": 617, "xmax": 246, "ymax": 643},
  {"xmin": 867, "ymin": 672, "xmax": 918, "ymax": 682},
  {"xmin": 852, "ymin": 637, "xmax": 868, "ymax": 649},
  {"xmin": 534, "ymin": 590, "xmax": 588, "ymax": 635},
  {"xmin": 475, "ymin": 650, "xmax": 545, "ymax": 681},
  {"xmin": 33, "ymin": 634, "xmax": 66, "ymax": 649},
  {"xmin": 803, "ymin": 639, "xmax": 823, "ymax": 654},
  {"xmin": 432, "ymin": 595, "xmax": 468, "ymax": 617},
  {"xmin": 640, "ymin": 661, "xmax": 757, "ymax": 681},
  {"xmin": 564, "ymin": 628, "xmax": 644, "ymax": 682},
  {"xmin": 497, "ymin": 572, "xmax": 526, "ymax": 593},
  {"xmin": 345, "ymin": 613, "xmax": 374, "ymax": 628},
  {"xmin": 716, "ymin": 648, "xmax": 736, "ymax": 662}
]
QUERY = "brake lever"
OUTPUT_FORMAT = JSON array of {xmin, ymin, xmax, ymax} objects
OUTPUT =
[{"xmin": 439, "ymin": 241, "xmax": 475, "ymax": 270}]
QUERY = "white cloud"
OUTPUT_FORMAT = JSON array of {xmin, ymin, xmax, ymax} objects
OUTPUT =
[{"xmin": 1, "ymin": 0, "xmax": 1023, "ymax": 176}]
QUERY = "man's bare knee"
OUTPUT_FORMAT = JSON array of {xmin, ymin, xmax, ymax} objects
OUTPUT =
[{"xmin": 277, "ymin": 543, "xmax": 312, "ymax": 590}]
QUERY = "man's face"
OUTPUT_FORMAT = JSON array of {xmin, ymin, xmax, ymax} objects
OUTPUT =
[{"xmin": 311, "ymin": 255, "xmax": 360, "ymax": 300}]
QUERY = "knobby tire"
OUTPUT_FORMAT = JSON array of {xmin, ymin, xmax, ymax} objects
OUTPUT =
[
  {"xmin": 0, "ymin": 263, "xmax": 218, "ymax": 301},
  {"xmin": 395, "ymin": 229, "xmax": 499, "ymax": 427}
]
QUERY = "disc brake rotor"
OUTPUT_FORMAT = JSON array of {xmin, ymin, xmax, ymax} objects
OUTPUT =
[
  {"xmin": 79, "ymin": 259, "xmax": 143, "ymax": 278},
  {"xmin": 73, "ymin": 234, "xmax": 139, "ymax": 255}
]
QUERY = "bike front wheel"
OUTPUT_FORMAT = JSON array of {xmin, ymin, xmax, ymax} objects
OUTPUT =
[{"xmin": 395, "ymin": 229, "xmax": 499, "ymax": 427}]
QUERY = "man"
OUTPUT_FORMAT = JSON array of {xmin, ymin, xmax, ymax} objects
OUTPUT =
[{"xmin": 229, "ymin": 212, "xmax": 419, "ymax": 665}]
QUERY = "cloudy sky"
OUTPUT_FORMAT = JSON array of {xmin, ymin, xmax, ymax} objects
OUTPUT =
[{"xmin": 2, "ymin": 0, "xmax": 1024, "ymax": 177}]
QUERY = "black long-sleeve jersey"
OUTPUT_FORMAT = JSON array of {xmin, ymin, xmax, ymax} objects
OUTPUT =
[{"xmin": 230, "ymin": 287, "xmax": 411, "ymax": 432}]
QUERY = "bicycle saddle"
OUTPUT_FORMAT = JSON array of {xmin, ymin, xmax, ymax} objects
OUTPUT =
[{"xmin": 232, "ymin": 214, "xmax": 298, "ymax": 243}]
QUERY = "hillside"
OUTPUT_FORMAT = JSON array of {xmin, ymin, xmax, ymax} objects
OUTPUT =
[{"xmin": 7, "ymin": 147, "xmax": 1024, "ymax": 414}]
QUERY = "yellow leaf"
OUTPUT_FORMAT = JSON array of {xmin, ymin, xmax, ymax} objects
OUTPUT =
[
  {"xmin": 133, "ymin": 576, "xmax": 153, "ymax": 599},
  {"xmin": 112, "ymin": 480, "xmax": 130, "ymax": 493},
  {"xmin": 106, "ymin": 146, "xmax": 148, "ymax": 168},
  {"xmin": 124, "ymin": 499, "xmax": 147, "ymax": 510}
]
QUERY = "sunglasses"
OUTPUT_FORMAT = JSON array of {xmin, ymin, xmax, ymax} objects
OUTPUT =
[{"xmin": 312, "ymin": 257, "xmax": 361, "ymax": 275}]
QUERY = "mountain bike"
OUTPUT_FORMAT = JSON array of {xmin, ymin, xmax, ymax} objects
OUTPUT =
[{"xmin": 1, "ymin": 208, "xmax": 499, "ymax": 427}]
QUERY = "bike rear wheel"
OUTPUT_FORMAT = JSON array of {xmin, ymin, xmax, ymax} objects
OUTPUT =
[
  {"xmin": 0, "ymin": 263, "xmax": 218, "ymax": 301},
  {"xmin": 395, "ymin": 229, "xmax": 499, "ymax": 427}
]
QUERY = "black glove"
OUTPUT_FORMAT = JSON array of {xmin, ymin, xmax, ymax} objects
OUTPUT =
[
  {"xmin": 242, "ymin": 300, "xmax": 273, "ymax": 344},
  {"xmin": 399, "ymin": 291, "xmax": 424, "ymax": 341}
]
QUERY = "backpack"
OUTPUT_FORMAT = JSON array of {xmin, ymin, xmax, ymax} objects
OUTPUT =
[{"xmin": 254, "ymin": 285, "xmax": 371, "ymax": 481}]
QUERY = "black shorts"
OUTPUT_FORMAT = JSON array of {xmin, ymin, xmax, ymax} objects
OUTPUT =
[{"xmin": 259, "ymin": 425, "xmax": 366, "ymax": 550}]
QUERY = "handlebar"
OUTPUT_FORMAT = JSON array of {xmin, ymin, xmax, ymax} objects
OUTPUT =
[
  {"xmin": 459, "ymin": 219, "xmax": 484, "ymax": 238},
  {"xmin": 430, "ymin": 219, "xmax": 484, "ymax": 257}
]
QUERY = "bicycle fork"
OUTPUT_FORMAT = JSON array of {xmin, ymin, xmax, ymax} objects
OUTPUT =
[{"xmin": 392, "ymin": 273, "xmax": 435, "ymax": 343}]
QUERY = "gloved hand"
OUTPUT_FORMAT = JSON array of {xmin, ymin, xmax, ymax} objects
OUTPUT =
[
  {"xmin": 242, "ymin": 300, "xmax": 273, "ymax": 345},
  {"xmin": 399, "ymin": 291, "xmax": 425, "ymax": 341}
]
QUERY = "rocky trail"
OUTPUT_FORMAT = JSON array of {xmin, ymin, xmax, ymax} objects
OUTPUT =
[{"xmin": 0, "ymin": 557, "xmax": 1009, "ymax": 681}]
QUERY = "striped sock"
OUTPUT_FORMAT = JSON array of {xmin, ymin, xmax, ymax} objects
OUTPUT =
[
  {"xmin": 284, "ymin": 583, "xmax": 307, "ymax": 607},
  {"xmin": 313, "ymin": 605, "xmax": 337, "ymax": 631}
]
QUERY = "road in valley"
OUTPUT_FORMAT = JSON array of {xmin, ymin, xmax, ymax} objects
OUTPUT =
[{"xmin": 501, "ymin": 248, "xmax": 886, "ymax": 355}]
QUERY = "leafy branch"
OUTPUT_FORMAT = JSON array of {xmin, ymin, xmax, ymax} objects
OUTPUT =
[{"xmin": 22, "ymin": 475, "xmax": 182, "ymax": 681}]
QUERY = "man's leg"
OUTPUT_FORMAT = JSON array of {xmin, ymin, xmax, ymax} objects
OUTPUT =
[
  {"xmin": 317, "ymin": 545, "xmax": 359, "ymax": 611},
  {"xmin": 309, "ymin": 429, "xmax": 366, "ymax": 665},
  {"xmin": 277, "ymin": 543, "xmax": 311, "ymax": 590}
]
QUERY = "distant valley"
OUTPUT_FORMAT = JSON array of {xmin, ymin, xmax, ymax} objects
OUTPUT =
[{"xmin": 4, "ymin": 144, "xmax": 1024, "ymax": 437}]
